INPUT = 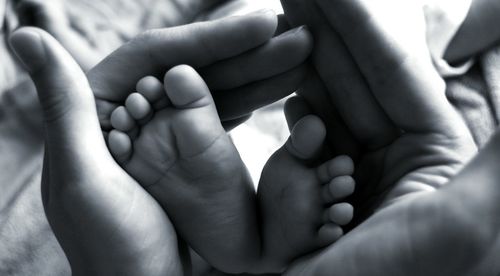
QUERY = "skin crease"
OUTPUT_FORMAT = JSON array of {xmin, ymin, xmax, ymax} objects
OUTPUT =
[
  {"xmin": 12, "ymin": 0, "xmax": 233, "ymax": 71},
  {"xmin": 89, "ymin": 10, "xmax": 313, "ymax": 132},
  {"xmin": 7, "ymin": 8, "xmax": 314, "ymax": 275},
  {"xmin": 280, "ymin": 0, "xmax": 476, "ymax": 221},
  {"xmin": 8, "ymin": 1, "xmax": 500, "ymax": 275},
  {"xmin": 106, "ymin": 68, "xmax": 354, "ymax": 274},
  {"xmin": 10, "ymin": 28, "xmax": 184, "ymax": 276},
  {"xmin": 279, "ymin": 0, "xmax": 500, "ymax": 275}
]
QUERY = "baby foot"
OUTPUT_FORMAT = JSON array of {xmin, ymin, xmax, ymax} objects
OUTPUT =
[
  {"xmin": 107, "ymin": 65, "xmax": 259, "ymax": 273},
  {"xmin": 258, "ymin": 115, "xmax": 355, "ymax": 271}
]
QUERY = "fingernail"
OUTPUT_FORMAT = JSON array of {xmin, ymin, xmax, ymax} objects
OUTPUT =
[
  {"xmin": 252, "ymin": 8, "xmax": 275, "ymax": 16},
  {"xmin": 294, "ymin": 25, "xmax": 308, "ymax": 34},
  {"xmin": 9, "ymin": 28, "xmax": 46, "ymax": 72},
  {"xmin": 283, "ymin": 25, "xmax": 309, "ymax": 36}
]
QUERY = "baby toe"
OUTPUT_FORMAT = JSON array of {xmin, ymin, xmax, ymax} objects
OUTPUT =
[
  {"xmin": 125, "ymin": 93, "xmax": 153, "ymax": 123},
  {"xmin": 164, "ymin": 65, "xmax": 213, "ymax": 108},
  {"xmin": 136, "ymin": 76, "xmax": 170, "ymax": 109},
  {"xmin": 317, "ymin": 223, "xmax": 343, "ymax": 244},
  {"xmin": 322, "ymin": 176, "xmax": 355, "ymax": 203},
  {"xmin": 287, "ymin": 115, "xmax": 326, "ymax": 160},
  {"xmin": 110, "ymin": 106, "xmax": 136, "ymax": 132},
  {"xmin": 108, "ymin": 130, "xmax": 132, "ymax": 163},
  {"xmin": 317, "ymin": 155, "xmax": 354, "ymax": 183},
  {"xmin": 325, "ymin": 203, "xmax": 354, "ymax": 226}
]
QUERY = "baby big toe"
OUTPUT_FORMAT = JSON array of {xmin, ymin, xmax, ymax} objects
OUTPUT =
[
  {"xmin": 325, "ymin": 203, "xmax": 353, "ymax": 226},
  {"xmin": 136, "ymin": 76, "xmax": 170, "ymax": 109},
  {"xmin": 287, "ymin": 115, "xmax": 326, "ymax": 160},
  {"xmin": 108, "ymin": 130, "xmax": 132, "ymax": 163},
  {"xmin": 125, "ymin": 93, "xmax": 153, "ymax": 124},
  {"xmin": 164, "ymin": 65, "xmax": 213, "ymax": 109},
  {"xmin": 163, "ymin": 65, "xmax": 224, "ymax": 158}
]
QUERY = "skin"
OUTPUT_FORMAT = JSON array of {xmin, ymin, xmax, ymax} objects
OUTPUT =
[
  {"xmin": 9, "ymin": 1, "xmax": 500, "ymax": 274},
  {"xmin": 89, "ymin": 10, "xmax": 313, "ymax": 132},
  {"xmin": 7, "ymin": 9, "xmax": 313, "ymax": 274},
  {"xmin": 12, "ymin": 0, "xmax": 233, "ymax": 71},
  {"xmin": 107, "ymin": 70, "xmax": 354, "ymax": 274},
  {"xmin": 444, "ymin": 0, "xmax": 500, "ymax": 63},
  {"xmin": 10, "ymin": 28, "xmax": 184, "ymax": 276},
  {"xmin": 280, "ymin": 0, "xmax": 476, "ymax": 221},
  {"xmin": 279, "ymin": 0, "xmax": 500, "ymax": 274}
]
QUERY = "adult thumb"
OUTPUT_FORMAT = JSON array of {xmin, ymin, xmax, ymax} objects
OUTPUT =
[{"xmin": 9, "ymin": 27, "xmax": 105, "ymax": 152}]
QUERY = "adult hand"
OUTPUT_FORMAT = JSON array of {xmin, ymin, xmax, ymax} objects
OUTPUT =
[
  {"xmin": 281, "ymin": 0, "xmax": 500, "ymax": 274},
  {"xmin": 90, "ymin": 10, "xmax": 313, "ymax": 131},
  {"xmin": 281, "ymin": 0, "xmax": 476, "ymax": 218},
  {"xmin": 10, "ymin": 27, "xmax": 185, "ymax": 276}
]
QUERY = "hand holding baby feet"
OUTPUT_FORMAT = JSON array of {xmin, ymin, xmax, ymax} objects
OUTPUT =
[
  {"xmin": 10, "ymin": 27, "xmax": 183, "ymax": 276},
  {"xmin": 108, "ymin": 65, "xmax": 260, "ymax": 273},
  {"xmin": 258, "ymin": 115, "xmax": 355, "ymax": 271}
]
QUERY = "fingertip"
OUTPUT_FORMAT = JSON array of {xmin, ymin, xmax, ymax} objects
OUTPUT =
[
  {"xmin": 280, "ymin": 25, "xmax": 313, "ymax": 54},
  {"xmin": 275, "ymin": 13, "xmax": 291, "ymax": 36},
  {"xmin": 284, "ymin": 96, "xmax": 312, "ymax": 130},
  {"xmin": 9, "ymin": 27, "xmax": 46, "ymax": 72},
  {"xmin": 244, "ymin": 9, "xmax": 278, "ymax": 38}
]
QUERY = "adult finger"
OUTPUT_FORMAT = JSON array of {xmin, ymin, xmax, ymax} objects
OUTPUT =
[
  {"xmin": 213, "ymin": 64, "xmax": 307, "ymax": 121},
  {"xmin": 297, "ymin": 71, "xmax": 360, "ymax": 158},
  {"xmin": 90, "ymin": 9, "xmax": 279, "ymax": 102},
  {"xmin": 444, "ymin": 0, "xmax": 500, "ymax": 62},
  {"xmin": 10, "ymin": 27, "xmax": 185, "ymax": 276},
  {"xmin": 316, "ymin": 0, "xmax": 462, "ymax": 135},
  {"xmin": 10, "ymin": 27, "xmax": 108, "ymax": 160},
  {"xmin": 200, "ymin": 25, "xmax": 312, "ymax": 91},
  {"xmin": 222, "ymin": 114, "xmax": 252, "ymax": 131},
  {"xmin": 276, "ymin": 13, "xmax": 291, "ymax": 35},
  {"xmin": 284, "ymin": 96, "xmax": 313, "ymax": 131},
  {"xmin": 281, "ymin": 0, "xmax": 397, "ymax": 149}
]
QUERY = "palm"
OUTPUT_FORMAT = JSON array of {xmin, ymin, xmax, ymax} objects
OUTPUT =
[
  {"xmin": 282, "ymin": 0, "xmax": 476, "ymax": 215},
  {"xmin": 280, "ymin": 0, "xmax": 495, "ymax": 274},
  {"xmin": 286, "ymin": 182, "xmax": 497, "ymax": 276},
  {"xmin": 14, "ymin": 27, "xmax": 186, "ymax": 276},
  {"xmin": 42, "ymin": 110, "xmax": 184, "ymax": 276},
  {"xmin": 353, "ymin": 131, "xmax": 474, "ymax": 216}
]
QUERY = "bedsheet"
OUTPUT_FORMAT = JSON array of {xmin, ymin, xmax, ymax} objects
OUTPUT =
[{"xmin": 0, "ymin": 0, "xmax": 499, "ymax": 274}]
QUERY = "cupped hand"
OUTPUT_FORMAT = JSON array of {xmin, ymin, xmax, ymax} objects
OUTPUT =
[
  {"xmin": 280, "ymin": 0, "xmax": 500, "ymax": 274},
  {"xmin": 90, "ymin": 9, "xmax": 313, "ymax": 132},
  {"xmin": 282, "ymin": 0, "xmax": 476, "ymax": 221},
  {"xmin": 10, "ymin": 28, "xmax": 185, "ymax": 276}
]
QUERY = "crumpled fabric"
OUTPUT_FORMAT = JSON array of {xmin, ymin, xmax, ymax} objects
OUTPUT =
[
  {"xmin": 0, "ymin": 0, "xmax": 499, "ymax": 274},
  {"xmin": 421, "ymin": 0, "xmax": 474, "ymax": 77}
]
